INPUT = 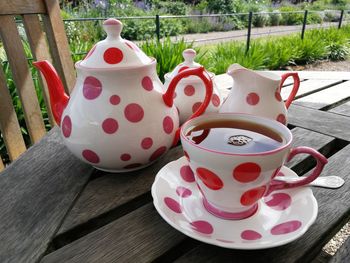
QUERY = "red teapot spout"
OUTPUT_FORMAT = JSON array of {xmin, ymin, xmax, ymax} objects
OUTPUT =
[{"xmin": 33, "ymin": 60, "xmax": 69, "ymax": 125}]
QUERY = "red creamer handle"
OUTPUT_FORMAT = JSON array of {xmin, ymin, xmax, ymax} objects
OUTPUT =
[
  {"xmin": 162, "ymin": 66, "xmax": 213, "ymax": 146},
  {"xmin": 280, "ymin": 72, "xmax": 300, "ymax": 109}
]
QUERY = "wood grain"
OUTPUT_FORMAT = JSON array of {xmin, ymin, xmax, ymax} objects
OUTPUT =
[
  {"xmin": 42, "ymin": 0, "xmax": 76, "ymax": 94},
  {"xmin": 0, "ymin": 67, "xmax": 27, "ymax": 161},
  {"xmin": 329, "ymin": 101, "xmax": 350, "ymax": 117},
  {"xmin": 0, "ymin": 0, "xmax": 46, "ymax": 15},
  {"xmin": 0, "ymin": 15, "xmax": 46, "ymax": 143},
  {"xmin": 0, "ymin": 127, "xmax": 93, "ymax": 263},
  {"xmin": 57, "ymin": 146, "xmax": 184, "ymax": 235},
  {"xmin": 175, "ymin": 144, "xmax": 350, "ymax": 263},
  {"xmin": 0, "ymin": 158, "xmax": 4, "ymax": 171},
  {"xmin": 23, "ymin": 14, "xmax": 56, "ymax": 126},
  {"xmin": 42, "ymin": 203, "xmax": 186, "ymax": 263},
  {"xmin": 288, "ymin": 104, "xmax": 350, "ymax": 141},
  {"xmin": 264, "ymin": 71, "xmax": 350, "ymax": 80},
  {"xmin": 293, "ymin": 81, "xmax": 350, "ymax": 109},
  {"xmin": 281, "ymin": 79, "xmax": 342, "ymax": 101}
]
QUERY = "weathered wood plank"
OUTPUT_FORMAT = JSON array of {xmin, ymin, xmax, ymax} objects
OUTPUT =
[
  {"xmin": 264, "ymin": 71, "xmax": 350, "ymax": 80},
  {"xmin": 0, "ymin": 15, "xmax": 46, "ymax": 143},
  {"xmin": 23, "ymin": 14, "xmax": 56, "ymax": 126},
  {"xmin": 329, "ymin": 101, "xmax": 350, "ymax": 117},
  {"xmin": 0, "ymin": 127, "xmax": 94, "ymax": 263},
  {"xmin": 175, "ymin": 144, "xmax": 350, "ymax": 263},
  {"xmin": 288, "ymin": 104, "xmax": 350, "ymax": 141},
  {"xmin": 0, "ymin": 0, "xmax": 46, "ymax": 15},
  {"xmin": 42, "ymin": 0, "xmax": 76, "ymax": 94},
  {"xmin": 57, "ymin": 146, "xmax": 184, "ymax": 235},
  {"xmin": 281, "ymin": 79, "xmax": 342, "ymax": 101},
  {"xmin": 42, "ymin": 203, "xmax": 186, "ymax": 263},
  {"xmin": 0, "ymin": 157, "xmax": 4, "ymax": 171},
  {"xmin": 293, "ymin": 81, "xmax": 350, "ymax": 109},
  {"xmin": 330, "ymin": 236, "xmax": 350, "ymax": 263},
  {"xmin": 0, "ymin": 66, "xmax": 27, "ymax": 161}
]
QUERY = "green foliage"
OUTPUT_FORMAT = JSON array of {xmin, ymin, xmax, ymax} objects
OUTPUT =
[
  {"xmin": 327, "ymin": 43, "xmax": 350, "ymax": 61},
  {"xmin": 269, "ymin": 10, "xmax": 282, "ymax": 26},
  {"xmin": 155, "ymin": 1, "xmax": 187, "ymax": 15},
  {"xmin": 280, "ymin": 6, "xmax": 304, "ymax": 25},
  {"xmin": 253, "ymin": 11, "xmax": 270, "ymax": 27}
]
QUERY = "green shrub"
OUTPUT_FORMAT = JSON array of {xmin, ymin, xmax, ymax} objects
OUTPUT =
[
  {"xmin": 154, "ymin": 1, "xmax": 187, "ymax": 15},
  {"xmin": 307, "ymin": 12, "xmax": 323, "ymax": 24},
  {"xmin": 280, "ymin": 6, "xmax": 304, "ymax": 25},
  {"xmin": 253, "ymin": 11, "xmax": 270, "ymax": 27},
  {"xmin": 270, "ymin": 10, "xmax": 282, "ymax": 26},
  {"xmin": 327, "ymin": 43, "xmax": 350, "ymax": 60}
]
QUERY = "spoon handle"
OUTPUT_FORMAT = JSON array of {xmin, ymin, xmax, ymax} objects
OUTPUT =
[{"xmin": 274, "ymin": 176, "xmax": 345, "ymax": 189}]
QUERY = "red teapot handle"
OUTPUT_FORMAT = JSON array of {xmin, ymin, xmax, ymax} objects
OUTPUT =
[
  {"xmin": 280, "ymin": 72, "xmax": 300, "ymax": 109},
  {"xmin": 162, "ymin": 66, "xmax": 213, "ymax": 146}
]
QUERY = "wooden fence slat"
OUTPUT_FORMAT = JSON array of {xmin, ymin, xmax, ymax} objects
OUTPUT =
[
  {"xmin": 0, "ymin": 68, "xmax": 27, "ymax": 161},
  {"xmin": 22, "ymin": 14, "xmax": 56, "ymax": 126},
  {"xmin": 0, "ymin": 158, "xmax": 4, "ymax": 171},
  {"xmin": 0, "ymin": 0, "xmax": 46, "ymax": 15},
  {"xmin": 293, "ymin": 81, "xmax": 350, "ymax": 109},
  {"xmin": 42, "ymin": 0, "xmax": 76, "ymax": 94},
  {"xmin": 0, "ymin": 15, "xmax": 46, "ymax": 144}
]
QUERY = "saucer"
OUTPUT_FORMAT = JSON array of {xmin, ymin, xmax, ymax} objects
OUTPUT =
[{"xmin": 151, "ymin": 157, "xmax": 318, "ymax": 249}]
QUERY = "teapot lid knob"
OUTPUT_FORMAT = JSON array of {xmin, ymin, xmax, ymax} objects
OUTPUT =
[
  {"xmin": 103, "ymin": 18, "xmax": 122, "ymax": 40},
  {"xmin": 182, "ymin": 49, "xmax": 196, "ymax": 64}
]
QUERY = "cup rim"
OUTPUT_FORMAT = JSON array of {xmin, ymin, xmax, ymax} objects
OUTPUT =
[{"xmin": 180, "ymin": 113, "xmax": 292, "ymax": 157}]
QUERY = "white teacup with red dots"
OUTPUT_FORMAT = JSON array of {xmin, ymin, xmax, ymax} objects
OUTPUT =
[{"xmin": 180, "ymin": 113, "xmax": 327, "ymax": 220}]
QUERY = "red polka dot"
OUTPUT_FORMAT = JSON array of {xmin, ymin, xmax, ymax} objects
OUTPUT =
[
  {"xmin": 102, "ymin": 118, "xmax": 118, "ymax": 134},
  {"xmin": 241, "ymin": 230, "xmax": 262, "ymax": 240},
  {"xmin": 149, "ymin": 146, "xmax": 167, "ymax": 162},
  {"xmin": 84, "ymin": 45, "xmax": 96, "ymax": 60},
  {"xmin": 233, "ymin": 162, "xmax": 261, "ymax": 183},
  {"xmin": 110, "ymin": 95, "xmax": 120, "ymax": 105},
  {"xmin": 180, "ymin": 165, "xmax": 195, "ymax": 182},
  {"xmin": 240, "ymin": 186, "xmax": 266, "ymax": 206},
  {"xmin": 178, "ymin": 66, "xmax": 189, "ymax": 73},
  {"xmin": 163, "ymin": 116, "xmax": 174, "ymax": 134},
  {"xmin": 271, "ymin": 220, "xmax": 302, "ymax": 235},
  {"xmin": 120, "ymin": 153, "xmax": 131, "ymax": 161},
  {"xmin": 124, "ymin": 163, "xmax": 142, "ymax": 169},
  {"xmin": 141, "ymin": 137, "xmax": 153, "ymax": 149},
  {"xmin": 164, "ymin": 197, "xmax": 182, "ymax": 213},
  {"xmin": 176, "ymin": 186, "xmax": 192, "ymax": 197},
  {"xmin": 196, "ymin": 167, "xmax": 223, "ymax": 190},
  {"xmin": 142, "ymin": 76, "xmax": 153, "ymax": 91},
  {"xmin": 264, "ymin": 193, "xmax": 292, "ymax": 211},
  {"xmin": 103, "ymin": 47, "xmax": 123, "ymax": 64},
  {"xmin": 246, "ymin": 92, "xmax": 260, "ymax": 105},
  {"xmin": 277, "ymin": 114, "xmax": 286, "ymax": 125},
  {"xmin": 184, "ymin": 151, "xmax": 190, "ymax": 161},
  {"xmin": 124, "ymin": 103, "xmax": 144, "ymax": 123},
  {"xmin": 190, "ymin": 220, "xmax": 213, "ymax": 234},
  {"xmin": 184, "ymin": 85, "xmax": 195, "ymax": 96},
  {"xmin": 275, "ymin": 91, "xmax": 282, "ymax": 102},
  {"xmin": 83, "ymin": 76, "xmax": 102, "ymax": 100},
  {"xmin": 212, "ymin": 94, "xmax": 221, "ymax": 107},
  {"xmin": 62, "ymin": 115, "xmax": 72, "ymax": 138},
  {"xmin": 82, "ymin": 149, "xmax": 100, "ymax": 164},
  {"xmin": 192, "ymin": 102, "xmax": 202, "ymax": 113}
]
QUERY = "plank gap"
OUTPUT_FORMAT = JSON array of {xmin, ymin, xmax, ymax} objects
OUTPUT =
[
  {"xmin": 48, "ymin": 192, "xmax": 152, "ymax": 252},
  {"xmin": 152, "ymin": 239, "xmax": 201, "ymax": 263},
  {"xmin": 290, "ymin": 138, "xmax": 348, "ymax": 176},
  {"xmin": 320, "ymin": 96, "xmax": 350, "ymax": 112}
]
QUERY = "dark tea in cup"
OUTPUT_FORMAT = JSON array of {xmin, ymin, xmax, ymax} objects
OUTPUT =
[{"xmin": 185, "ymin": 119, "xmax": 286, "ymax": 154}]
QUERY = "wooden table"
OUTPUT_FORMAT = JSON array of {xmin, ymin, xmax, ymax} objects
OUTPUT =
[{"xmin": 1, "ymin": 71, "xmax": 350, "ymax": 263}]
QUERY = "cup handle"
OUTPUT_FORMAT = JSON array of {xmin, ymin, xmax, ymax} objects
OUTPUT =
[
  {"xmin": 162, "ymin": 66, "xmax": 213, "ymax": 146},
  {"xmin": 266, "ymin": 146, "xmax": 328, "ymax": 195},
  {"xmin": 280, "ymin": 73, "xmax": 300, "ymax": 109}
]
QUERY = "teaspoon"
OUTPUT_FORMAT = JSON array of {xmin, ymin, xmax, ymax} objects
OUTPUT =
[{"xmin": 274, "ymin": 176, "xmax": 345, "ymax": 189}]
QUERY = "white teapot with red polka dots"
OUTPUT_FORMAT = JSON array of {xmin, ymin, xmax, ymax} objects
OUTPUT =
[
  {"xmin": 34, "ymin": 18, "xmax": 213, "ymax": 172},
  {"xmin": 164, "ymin": 49, "xmax": 222, "ymax": 124},
  {"xmin": 219, "ymin": 64, "xmax": 300, "ymax": 125}
]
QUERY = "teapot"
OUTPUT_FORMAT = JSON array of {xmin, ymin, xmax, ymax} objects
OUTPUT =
[
  {"xmin": 219, "ymin": 64, "xmax": 300, "ymax": 125},
  {"xmin": 163, "ymin": 49, "xmax": 222, "ymax": 124},
  {"xmin": 34, "ymin": 18, "xmax": 213, "ymax": 172}
]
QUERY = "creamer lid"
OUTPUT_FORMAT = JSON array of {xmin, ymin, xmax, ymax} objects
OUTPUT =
[{"xmin": 79, "ymin": 18, "xmax": 152, "ymax": 69}]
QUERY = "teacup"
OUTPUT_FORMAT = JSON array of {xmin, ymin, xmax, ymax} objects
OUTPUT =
[{"xmin": 180, "ymin": 113, "xmax": 327, "ymax": 220}]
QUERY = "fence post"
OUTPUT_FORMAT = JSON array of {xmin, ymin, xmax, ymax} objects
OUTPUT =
[
  {"xmin": 301, "ymin": 10, "xmax": 308, "ymax": 40},
  {"xmin": 246, "ymin": 11, "xmax": 253, "ymax": 54},
  {"xmin": 155, "ymin": 14, "xmax": 160, "ymax": 41},
  {"xmin": 338, "ymin": 10, "xmax": 344, "ymax": 29}
]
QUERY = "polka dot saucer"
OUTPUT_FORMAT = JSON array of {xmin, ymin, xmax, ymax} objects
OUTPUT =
[{"xmin": 151, "ymin": 156, "xmax": 318, "ymax": 249}]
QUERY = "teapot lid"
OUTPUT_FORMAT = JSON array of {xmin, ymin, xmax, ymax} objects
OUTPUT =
[
  {"xmin": 79, "ymin": 18, "xmax": 152, "ymax": 69},
  {"xmin": 165, "ymin": 49, "xmax": 213, "ymax": 80}
]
